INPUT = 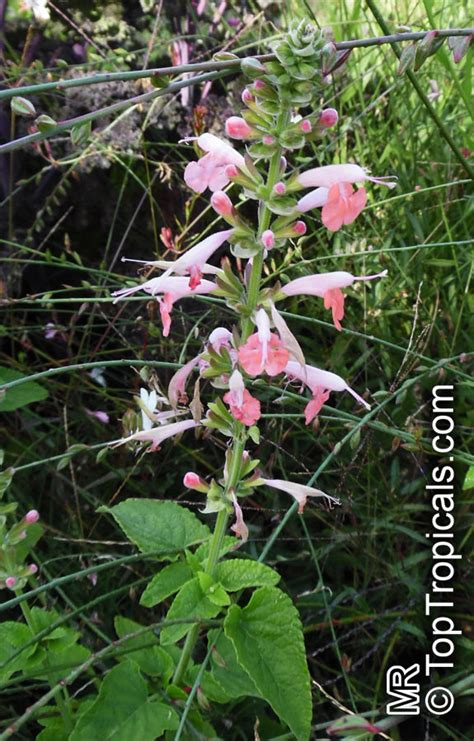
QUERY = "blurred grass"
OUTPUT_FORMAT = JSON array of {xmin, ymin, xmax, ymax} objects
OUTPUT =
[{"xmin": 0, "ymin": 0, "xmax": 472, "ymax": 738}]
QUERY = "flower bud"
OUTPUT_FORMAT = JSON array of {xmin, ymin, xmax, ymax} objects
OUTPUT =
[
  {"xmin": 211, "ymin": 191, "xmax": 234, "ymax": 218},
  {"xmin": 254, "ymin": 79, "xmax": 266, "ymax": 90},
  {"xmin": 262, "ymin": 135, "xmax": 275, "ymax": 145},
  {"xmin": 241, "ymin": 88, "xmax": 254, "ymax": 105},
  {"xmin": 24, "ymin": 509, "xmax": 40, "ymax": 524},
  {"xmin": 261, "ymin": 230, "xmax": 275, "ymax": 249},
  {"xmin": 279, "ymin": 156, "xmax": 287, "ymax": 172},
  {"xmin": 5, "ymin": 576, "xmax": 17, "ymax": 589},
  {"xmin": 299, "ymin": 119, "xmax": 312, "ymax": 133},
  {"xmin": 273, "ymin": 182, "xmax": 286, "ymax": 195},
  {"xmin": 293, "ymin": 220, "xmax": 307, "ymax": 235},
  {"xmin": 319, "ymin": 108, "xmax": 338, "ymax": 128},
  {"xmin": 225, "ymin": 116, "xmax": 253, "ymax": 140},
  {"xmin": 28, "ymin": 564, "xmax": 39, "ymax": 575},
  {"xmin": 224, "ymin": 164, "xmax": 239, "ymax": 179},
  {"xmin": 183, "ymin": 472, "xmax": 209, "ymax": 493}
]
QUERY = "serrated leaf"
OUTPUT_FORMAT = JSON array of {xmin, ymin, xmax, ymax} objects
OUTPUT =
[
  {"xmin": 215, "ymin": 559, "xmax": 280, "ymax": 591},
  {"xmin": 0, "ymin": 366, "xmax": 48, "ymax": 411},
  {"xmin": 224, "ymin": 586, "xmax": 311, "ymax": 741},
  {"xmin": 70, "ymin": 661, "xmax": 178, "ymax": 740},
  {"xmin": 160, "ymin": 577, "xmax": 221, "ymax": 646},
  {"xmin": 99, "ymin": 499, "xmax": 210, "ymax": 556},
  {"xmin": 114, "ymin": 617, "xmax": 174, "ymax": 682},
  {"xmin": 0, "ymin": 622, "xmax": 37, "ymax": 683},
  {"xmin": 140, "ymin": 562, "xmax": 193, "ymax": 608},
  {"xmin": 209, "ymin": 630, "xmax": 261, "ymax": 700}
]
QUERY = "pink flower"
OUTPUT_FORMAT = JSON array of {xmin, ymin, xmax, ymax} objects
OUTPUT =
[
  {"xmin": 208, "ymin": 326, "xmax": 233, "ymax": 351},
  {"xmin": 210, "ymin": 191, "xmax": 234, "ymax": 219},
  {"xmin": 168, "ymin": 357, "xmax": 200, "ymax": 408},
  {"xmin": 110, "ymin": 419, "xmax": 199, "ymax": 452},
  {"xmin": 183, "ymin": 472, "xmax": 209, "ymax": 493},
  {"xmin": 223, "ymin": 370, "xmax": 261, "ymax": 426},
  {"xmin": 28, "ymin": 564, "xmax": 38, "ymax": 575},
  {"xmin": 24, "ymin": 509, "xmax": 40, "ymax": 524},
  {"xmin": 238, "ymin": 309, "xmax": 289, "ymax": 377},
  {"xmin": 318, "ymin": 108, "xmax": 338, "ymax": 128},
  {"xmin": 241, "ymin": 88, "xmax": 254, "ymax": 105},
  {"xmin": 280, "ymin": 270, "xmax": 388, "ymax": 330},
  {"xmin": 284, "ymin": 360, "xmax": 371, "ymax": 424},
  {"xmin": 111, "ymin": 276, "xmax": 217, "ymax": 337},
  {"xmin": 297, "ymin": 164, "xmax": 397, "ymax": 190},
  {"xmin": 225, "ymin": 116, "xmax": 253, "ymax": 140},
  {"xmin": 184, "ymin": 133, "xmax": 245, "ymax": 194},
  {"xmin": 170, "ymin": 40, "xmax": 190, "ymax": 106},
  {"xmin": 296, "ymin": 164, "xmax": 396, "ymax": 232},
  {"xmin": 273, "ymin": 181, "xmax": 286, "ymax": 195},
  {"xmin": 5, "ymin": 576, "xmax": 17, "ymax": 589},
  {"xmin": 85, "ymin": 409, "xmax": 110, "ymax": 424},
  {"xmin": 321, "ymin": 183, "xmax": 368, "ymax": 232},
  {"xmin": 299, "ymin": 119, "xmax": 312, "ymax": 133},
  {"xmin": 121, "ymin": 229, "xmax": 233, "ymax": 289},
  {"xmin": 262, "ymin": 478, "xmax": 340, "ymax": 513},
  {"xmin": 230, "ymin": 494, "xmax": 248, "ymax": 543},
  {"xmin": 261, "ymin": 230, "xmax": 275, "ymax": 249}
]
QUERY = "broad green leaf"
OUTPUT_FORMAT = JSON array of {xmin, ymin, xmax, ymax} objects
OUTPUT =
[
  {"xmin": 0, "ymin": 366, "xmax": 48, "ymax": 411},
  {"xmin": 0, "ymin": 622, "xmax": 37, "ymax": 683},
  {"xmin": 70, "ymin": 660, "xmax": 178, "ymax": 741},
  {"xmin": 215, "ymin": 559, "xmax": 280, "ymax": 591},
  {"xmin": 140, "ymin": 562, "xmax": 193, "ymax": 608},
  {"xmin": 224, "ymin": 586, "xmax": 312, "ymax": 741},
  {"xmin": 30, "ymin": 608, "xmax": 80, "ymax": 652},
  {"xmin": 114, "ymin": 616, "xmax": 173, "ymax": 682},
  {"xmin": 209, "ymin": 630, "xmax": 261, "ymax": 701},
  {"xmin": 99, "ymin": 499, "xmax": 210, "ymax": 556},
  {"xmin": 463, "ymin": 465, "xmax": 474, "ymax": 490},
  {"xmin": 160, "ymin": 577, "xmax": 221, "ymax": 646}
]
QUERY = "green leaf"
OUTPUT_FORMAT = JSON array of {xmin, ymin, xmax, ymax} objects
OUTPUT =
[
  {"xmin": 71, "ymin": 120, "xmax": 92, "ymax": 147},
  {"xmin": 114, "ymin": 616, "xmax": 174, "ymax": 682},
  {"xmin": 224, "ymin": 586, "xmax": 312, "ymax": 741},
  {"xmin": 0, "ymin": 622, "xmax": 37, "ymax": 683},
  {"xmin": 215, "ymin": 559, "xmax": 280, "ymax": 591},
  {"xmin": 99, "ymin": 499, "xmax": 210, "ymax": 556},
  {"xmin": 0, "ymin": 366, "xmax": 48, "ymax": 411},
  {"xmin": 70, "ymin": 661, "xmax": 178, "ymax": 741},
  {"xmin": 209, "ymin": 630, "xmax": 261, "ymax": 700},
  {"xmin": 140, "ymin": 561, "xmax": 193, "ymax": 608},
  {"xmin": 0, "ymin": 467, "xmax": 14, "ymax": 498},
  {"xmin": 463, "ymin": 465, "xmax": 474, "ymax": 490},
  {"xmin": 160, "ymin": 577, "xmax": 221, "ymax": 646}
]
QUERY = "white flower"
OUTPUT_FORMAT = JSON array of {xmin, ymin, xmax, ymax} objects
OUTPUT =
[{"xmin": 22, "ymin": 0, "xmax": 51, "ymax": 23}]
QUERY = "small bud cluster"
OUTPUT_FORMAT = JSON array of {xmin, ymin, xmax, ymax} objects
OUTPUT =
[{"xmin": 0, "ymin": 509, "xmax": 40, "ymax": 591}]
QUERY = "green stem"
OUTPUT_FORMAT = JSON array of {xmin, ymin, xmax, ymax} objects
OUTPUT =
[
  {"xmin": 365, "ymin": 0, "xmax": 473, "ymax": 179},
  {"xmin": 172, "ymin": 434, "xmax": 246, "ymax": 686}
]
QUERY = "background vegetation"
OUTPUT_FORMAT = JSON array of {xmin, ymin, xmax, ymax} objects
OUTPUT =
[{"xmin": 0, "ymin": 0, "xmax": 472, "ymax": 738}]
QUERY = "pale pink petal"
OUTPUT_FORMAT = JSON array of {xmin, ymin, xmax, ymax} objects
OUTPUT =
[
  {"xmin": 304, "ymin": 388, "xmax": 331, "ymax": 424},
  {"xmin": 231, "ymin": 494, "xmax": 248, "ymax": 543},
  {"xmin": 296, "ymin": 187, "xmax": 329, "ymax": 213},
  {"xmin": 323, "ymin": 288, "xmax": 345, "ymax": 330},
  {"xmin": 263, "ymin": 478, "xmax": 340, "ymax": 513},
  {"xmin": 238, "ymin": 333, "xmax": 264, "ymax": 376},
  {"xmin": 168, "ymin": 356, "xmax": 200, "ymax": 408},
  {"xmin": 184, "ymin": 161, "xmax": 207, "ymax": 193},
  {"xmin": 110, "ymin": 419, "xmax": 199, "ymax": 452}
]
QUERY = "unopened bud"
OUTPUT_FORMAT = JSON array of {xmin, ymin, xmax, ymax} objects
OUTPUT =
[
  {"xmin": 273, "ymin": 181, "xmax": 286, "ymax": 195},
  {"xmin": 299, "ymin": 119, "xmax": 312, "ymax": 133},
  {"xmin": 211, "ymin": 191, "xmax": 234, "ymax": 218},
  {"xmin": 293, "ymin": 220, "xmax": 307, "ymax": 235},
  {"xmin": 261, "ymin": 230, "xmax": 275, "ymax": 249},
  {"xmin": 28, "ymin": 564, "xmax": 39, "ymax": 575},
  {"xmin": 262, "ymin": 134, "xmax": 275, "ymax": 145},
  {"xmin": 224, "ymin": 164, "xmax": 239, "ymax": 179},
  {"xmin": 225, "ymin": 116, "xmax": 253, "ymax": 140},
  {"xmin": 25, "ymin": 509, "xmax": 40, "ymax": 524},
  {"xmin": 241, "ymin": 88, "xmax": 254, "ymax": 105},
  {"xmin": 183, "ymin": 472, "xmax": 209, "ymax": 493},
  {"xmin": 5, "ymin": 576, "xmax": 17, "ymax": 589},
  {"xmin": 279, "ymin": 156, "xmax": 287, "ymax": 172},
  {"xmin": 319, "ymin": 108, "xmax": 338, "ymax": 128},
  {"xmin": 254, "ymin": 79, "xmax": 266, "ymax": 90}
]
